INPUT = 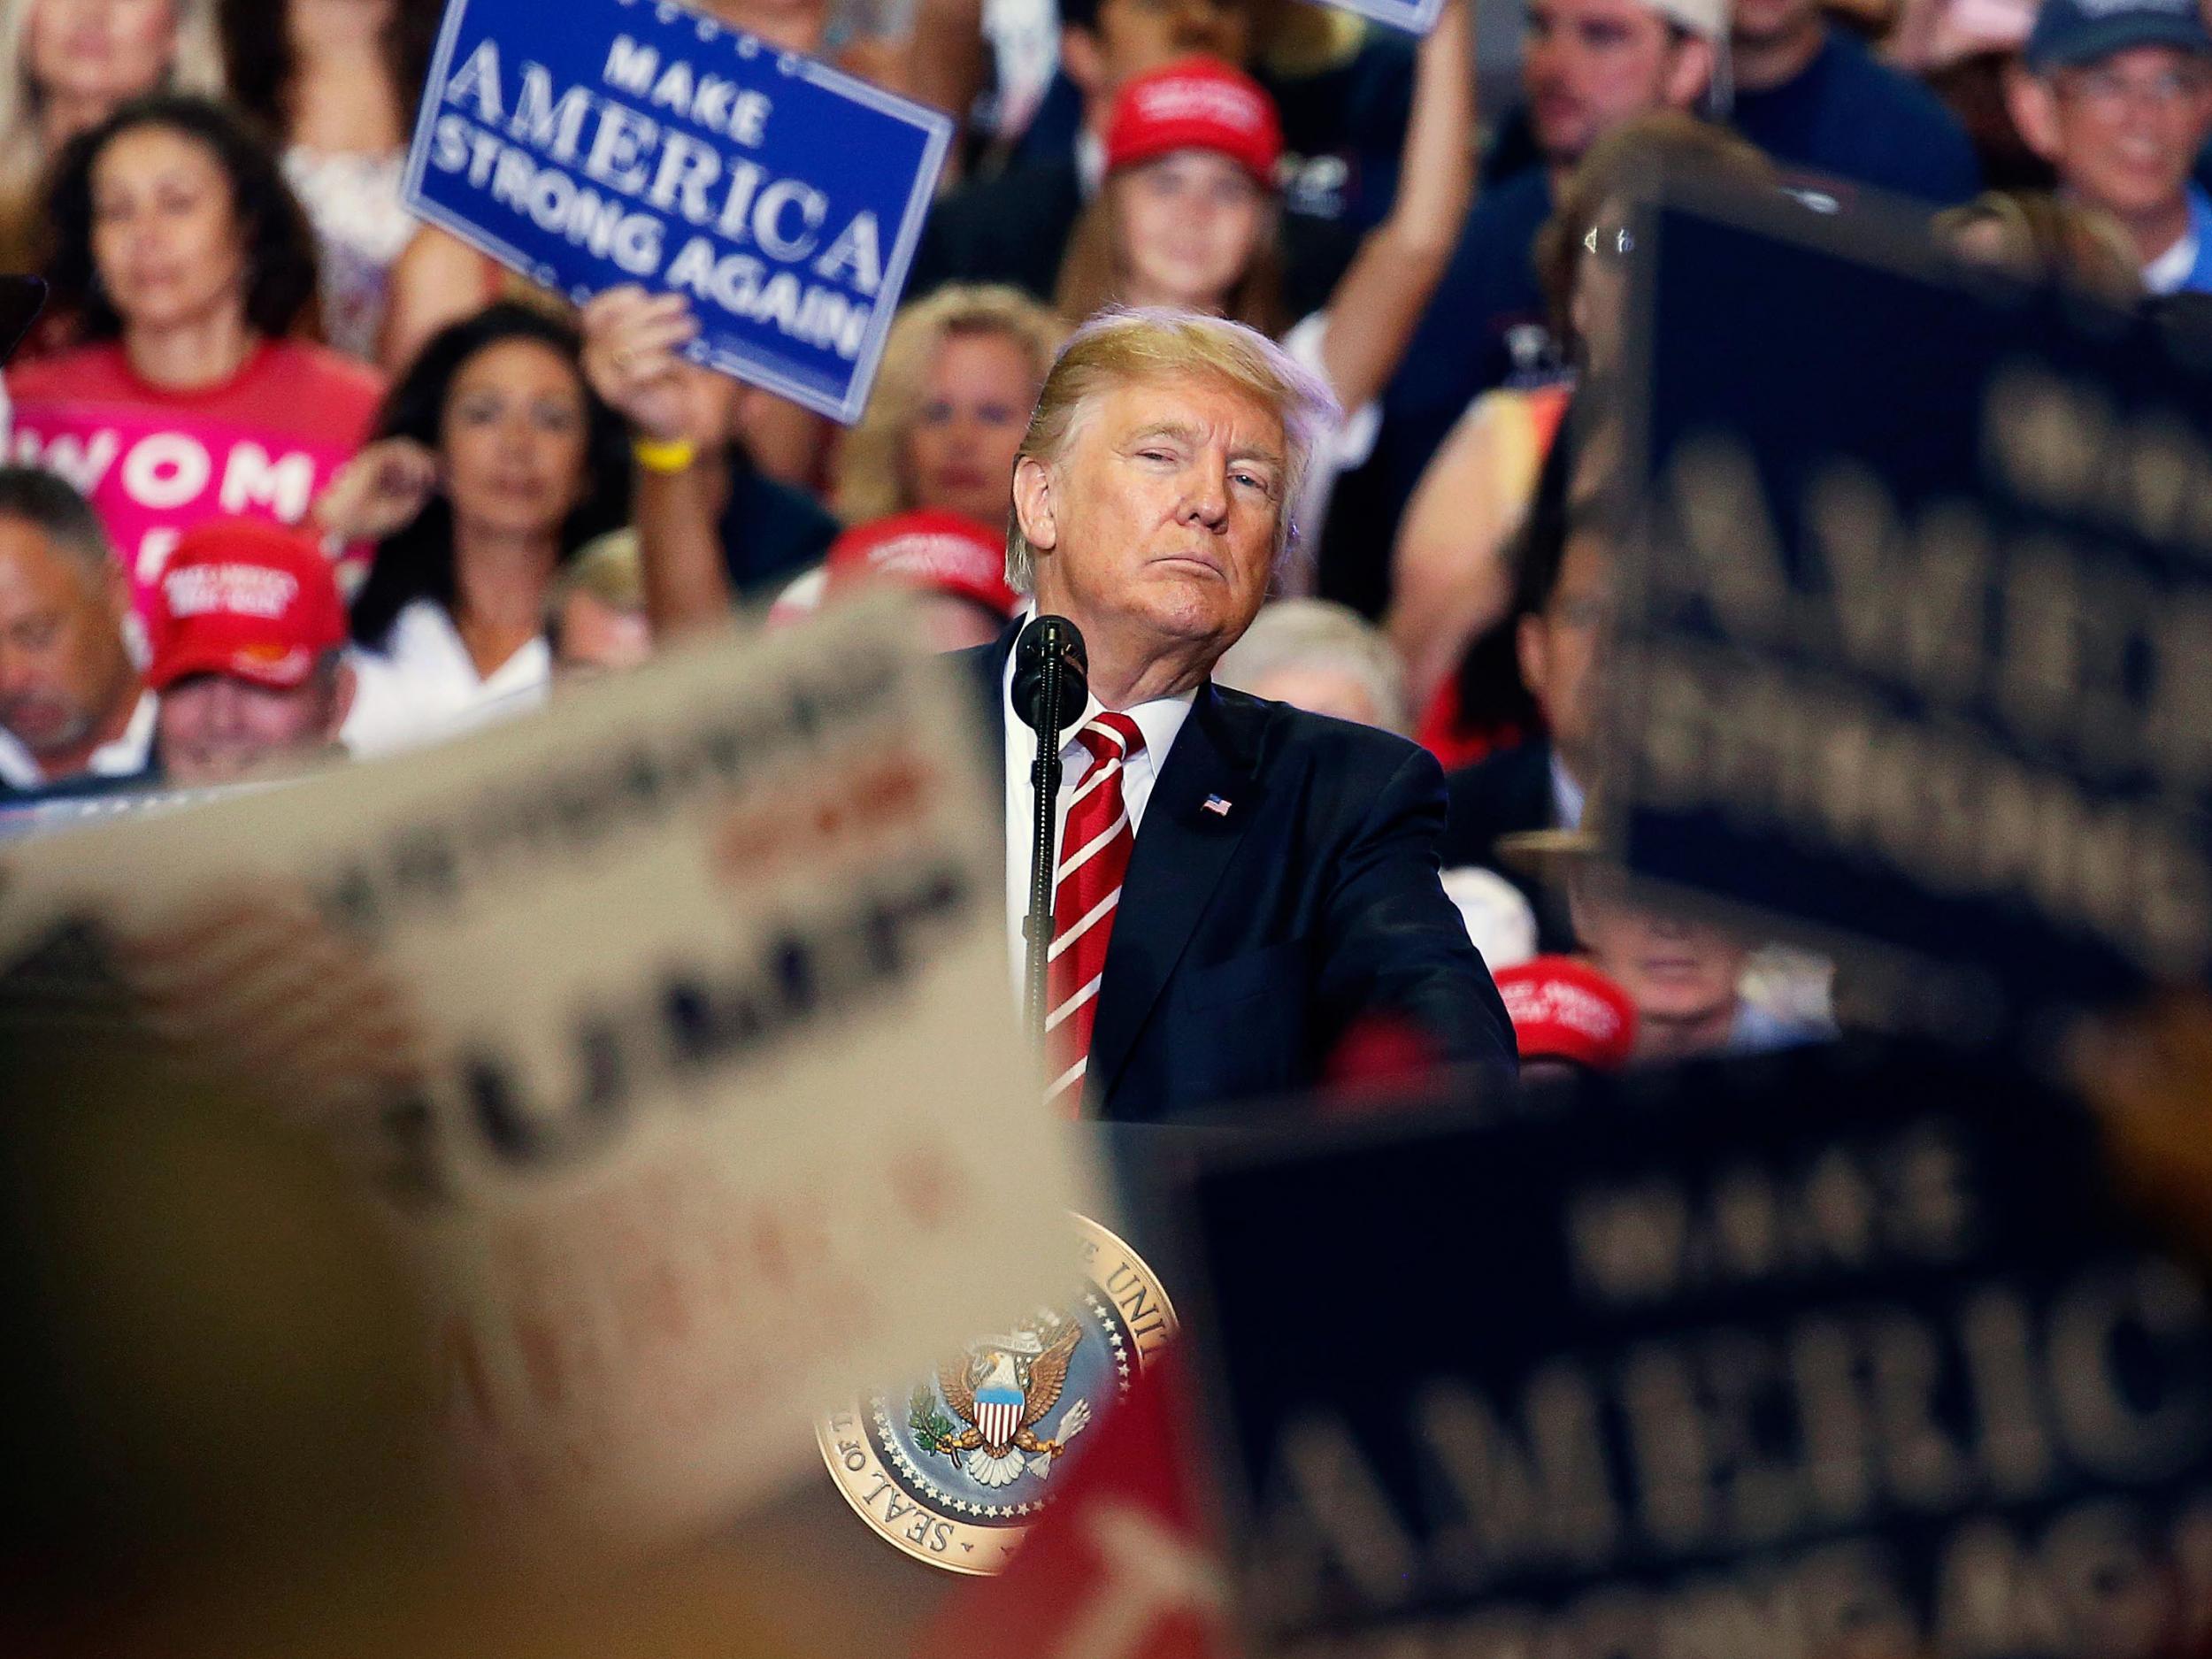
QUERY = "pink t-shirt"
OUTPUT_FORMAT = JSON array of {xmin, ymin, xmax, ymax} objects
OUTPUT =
[{"xmin": 6, "ymin": 339, "xmax": 384, "ymax": 618}]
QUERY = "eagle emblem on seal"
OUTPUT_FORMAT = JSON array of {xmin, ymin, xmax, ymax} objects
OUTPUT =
[{"xmin": 920, "ymin": 1312, "xmax": 1094, "ymax": 1488}]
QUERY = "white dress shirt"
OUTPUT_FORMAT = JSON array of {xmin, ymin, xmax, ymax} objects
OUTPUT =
[
  {"xmin": 0, "ymin": 688, "xmax": 156, "ymax": 791},
  {"xmin": 1002, "ymin": 645, "xmax": 1195, "ymax": 1006},
  {"xmin": 342, "ymin": 598, "xmax": 551, "ymax": 757}
]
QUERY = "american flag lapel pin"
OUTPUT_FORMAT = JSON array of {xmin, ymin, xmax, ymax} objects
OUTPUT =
[{"xmin": 1202, "ymin": 794, "xmax": 1233, "ymax": 818}]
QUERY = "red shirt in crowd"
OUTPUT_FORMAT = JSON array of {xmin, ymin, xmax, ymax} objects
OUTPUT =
[{"xmin": 5, "ymin": 338, "xmax": 383, "ymax": 619}]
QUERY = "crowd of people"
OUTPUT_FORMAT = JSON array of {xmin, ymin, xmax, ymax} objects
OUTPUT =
[{"xmin": 0, "ymin": 0, "xmax": 2201, "ymax": 1079}]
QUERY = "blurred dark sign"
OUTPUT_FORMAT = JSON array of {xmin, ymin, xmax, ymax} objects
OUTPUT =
[
  {"xmin": 1176, "ymin": 1041, "xmax": 2212, "ymax": 1657},
  {"xmin": 1610, "ymin": 183, "xmax": 2212, "ymax": 1019}
]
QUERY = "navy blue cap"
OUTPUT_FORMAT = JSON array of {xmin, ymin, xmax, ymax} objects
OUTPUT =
[{"xmin": 2025, "ymin": 0, "xmax": 2212, "ymax": 69}]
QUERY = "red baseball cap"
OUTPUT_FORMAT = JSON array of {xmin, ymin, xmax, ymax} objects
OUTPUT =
[
  {"xmin": 824, "ymin": 510, "xmax": 1019, "ymax": 618},
  {"xmin": 148, "ymin": 519, "xmax": 348, "ymax": 694},
  {"xmin": 1104, "ymin": 57, "xmax": 1284, "ymax": 186},
  {"xmin": 1495, "ymin": 956, "xmax": 1639, "ymax": 1073}
]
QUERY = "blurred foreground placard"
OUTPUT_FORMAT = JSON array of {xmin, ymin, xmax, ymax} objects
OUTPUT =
[
  {"xmin": 1611, "ymin": 180, "xmax": 2212, "ymax": 1025},
  {"xmin": 1175, "ymin": 1042, "xmax": 2212, "ymax": 1657},
  {"xmin": 0, "ymin": 595, "xmax": 1090, "ymax": 1542}
]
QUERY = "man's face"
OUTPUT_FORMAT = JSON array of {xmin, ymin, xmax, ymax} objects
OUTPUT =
[
  {"xmin": 1022, "ymin": 373, "xmax": 1285, "ymax": 668},
  {"xmin": 2034, "ymin": 46, "xmax": 2212, "ymax": 224},
  {"xmin": 157, "ymin": 668, "xmax": 349, "ymax": 786},
  {"xmin": 1077, "ymin": 0, "xmax": 1251, "ymax": 95},
  {"xmin": 1525, "ymin": 0, "xmax": 1709, "ymax": 163},
  {"xmin": 1517, "ymin": 527, "xmax": 1612, "ymax": 779},
  {"xmin": 0, "ymin": 518, "xmax": 134, "ymax": 763}
]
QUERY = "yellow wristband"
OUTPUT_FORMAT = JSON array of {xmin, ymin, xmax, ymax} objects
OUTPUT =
[{"xmin": 632, "ymin": 435, "xmax": 697, "ymax": 474}]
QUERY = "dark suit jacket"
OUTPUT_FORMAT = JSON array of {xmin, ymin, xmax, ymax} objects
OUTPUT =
[
  {"xmin": 1440, "ymin": 739, "xmax": 1573, "ymax": 954},
  {"xmin": 963, "ymin": 632, "xmax": 1517, "ymax": 1122}
]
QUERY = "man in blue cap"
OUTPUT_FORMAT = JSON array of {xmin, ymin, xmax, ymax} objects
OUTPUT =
[{"xmin": 2008, "ymin": 0, "xmax": 2212, "ymax": 292}]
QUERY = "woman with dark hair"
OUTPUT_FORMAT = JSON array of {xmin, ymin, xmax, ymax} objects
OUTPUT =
[
  {"xmin": 0, "ymin": 0, "xmax": 225, "ymax": 277},
  {"xmin": 6, "ymin": 93, "xmax": 383, "ymax": 617},
  {"xmin": 316, "ymin": 302, "xmax": 630, "ymax": 754},
  {"xmin": 219, "ymin": 0, "xmax": 499, "ymax": 368}
]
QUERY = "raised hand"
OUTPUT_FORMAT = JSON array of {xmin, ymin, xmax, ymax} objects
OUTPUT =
[
  {"xmin": 580, "ymin": 286, "xmax": 728, "ymax": 449},
  {"xmin": 312, "ymin": 437, "xmax": 442, "ymax": 543}
]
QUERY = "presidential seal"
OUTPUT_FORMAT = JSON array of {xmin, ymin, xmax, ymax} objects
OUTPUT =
[{"xmin": 817, "ymin": 1213, "xmax": 1176, "ymax": 1574}]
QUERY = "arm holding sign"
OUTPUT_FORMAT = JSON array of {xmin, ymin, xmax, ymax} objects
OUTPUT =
[
  {"xmin": 1313, "ymin": 0, "xmax": 1474, "ymax": 415},
  {"xmin": 580, "ymin": 288, "xmax": 740, "ymax": 641}
]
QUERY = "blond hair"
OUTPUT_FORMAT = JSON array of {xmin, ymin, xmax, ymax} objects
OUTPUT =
[
  {"xmin": 1213, "ymin": 598, "xmax": 1411, "ymax": 734},
  {"xmin": 1006, "ymin": 306, "xmax": 1341, "ymax": 594},
  {"xmin": 0, "ymin": 0, "xmax": 225, "ymax": 250},
  {"xmin": 833, "ymin": 283, "xmax": 1069, "ymax": 526}
]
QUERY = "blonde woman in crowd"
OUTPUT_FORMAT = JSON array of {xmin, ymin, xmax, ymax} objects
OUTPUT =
[
  {"xmin": 832, "ymin": 282, "xmax": 1068, "ymax": 534},
  {"xmin": 752, "ymin": 283, "xmax": 1064, "ymax": 629},
  {"xmin": 0, "ymin": 0, "xmax": 223, "ymax": 273}
]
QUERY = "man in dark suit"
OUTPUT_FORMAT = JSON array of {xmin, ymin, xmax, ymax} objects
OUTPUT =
[
  {"xmin": 1440, "ymin": 423, "xmax": 1609, "ymax": 952},
  {"xmin": 976, "ymin": 308, "xmax": 1515, "ymax": 1122}
]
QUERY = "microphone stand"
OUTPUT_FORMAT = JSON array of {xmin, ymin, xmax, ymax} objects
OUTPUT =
[
  {"xmin": 1025, "ymin": 634, "xmax": 1071, "ymax": 1048},
  {"xmin": 1016, "ymin": 615, "xmax": 1087, "ymax": 1052}
]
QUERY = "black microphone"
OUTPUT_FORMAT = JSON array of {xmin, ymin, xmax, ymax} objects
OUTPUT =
[
  {"xmin": 1012, "ymin": 614, "xmax": 1088, "ymax": 1045},
  {"xmin": 1011, "ymin": 614, "xmax": 1088, "ymax": 742}
]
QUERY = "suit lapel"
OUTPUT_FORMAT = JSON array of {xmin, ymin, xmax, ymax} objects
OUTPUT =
[
  {"xmin": 1087, "ymin": 682, "xmax": 1270, "ymax": 1102},
  {"xmin": 956, "ymin": 626, "xmax": 1018, "ymax": 867}
]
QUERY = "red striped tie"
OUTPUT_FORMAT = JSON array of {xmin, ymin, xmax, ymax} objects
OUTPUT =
[{"xmin": 1043, "ymin": 712, "xmax": 1145, "ymax": 1113}]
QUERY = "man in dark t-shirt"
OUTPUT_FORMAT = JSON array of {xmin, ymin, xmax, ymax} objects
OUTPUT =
[{"xmin": 1732, "ymin": 0, "xmax": 1981, "ymax": 204}]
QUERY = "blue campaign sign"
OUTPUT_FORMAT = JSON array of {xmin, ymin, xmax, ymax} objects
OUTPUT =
[
  {"xmin": 1174, "ymin": 1043, "xmax": 2212, "ymax": 1657},
  {"xmin": 402, "ymin": 0, "xmax": 951, "ymax": 423},
  {"xmin": 1609, "ymin": 181, "xmax": 2212, "ymax": 1018}
]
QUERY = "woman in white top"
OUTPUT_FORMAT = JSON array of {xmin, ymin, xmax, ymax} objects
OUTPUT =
[
  {"xmin": 316, "ymin": 302, "xmax": 632, "ymax": 755},
  {"xmin": 219, "ymin": 0, "xmax": 499, "ymax": 370},
  {"xmin": 1049, "ymin": 0, "xmax": 1471, "ymax": 583}
]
